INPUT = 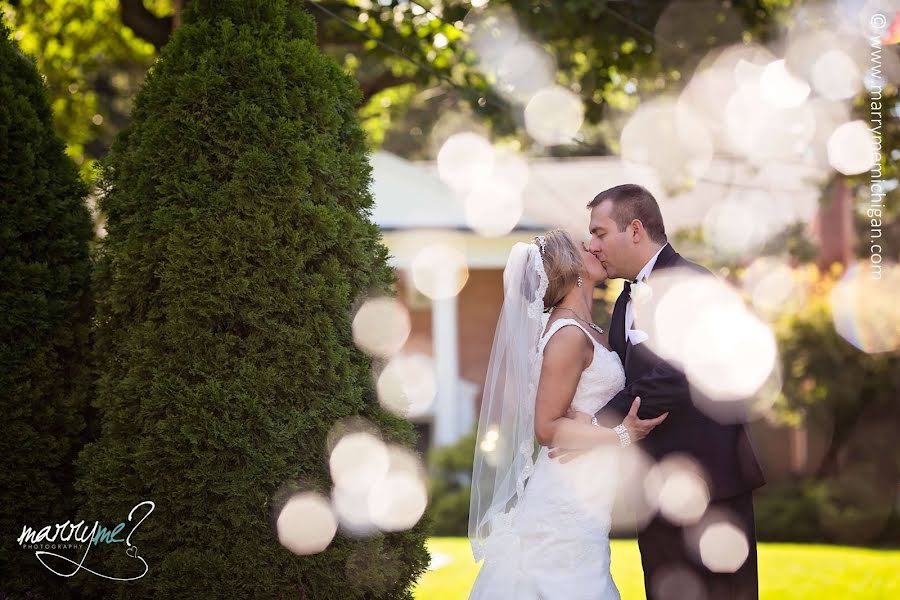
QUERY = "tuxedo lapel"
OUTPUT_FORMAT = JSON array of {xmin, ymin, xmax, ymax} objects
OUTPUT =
[
  {"xmin": 623, "ymin": 244, "xmax": 678, "ymax": 369},
  {"xmin": 624, "ymin": 327, "xmax": 633, "ymax": 366},
  {"xmin": 610, "ymin": 288, "xmax": 628, "ymax": 364}
]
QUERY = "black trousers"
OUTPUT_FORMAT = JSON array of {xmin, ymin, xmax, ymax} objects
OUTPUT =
[{"xmin": 639, "ymin": 491, "xmax": 758, "ymax": 600}]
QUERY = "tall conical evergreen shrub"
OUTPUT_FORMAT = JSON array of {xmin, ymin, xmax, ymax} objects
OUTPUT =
[
  {"xmin": 0, "ymin": 14, "xmax": 94, "ymax": 600},
  {"xmin": 73, "ymin": 1, "xmax": 430, "ymax": 597}
]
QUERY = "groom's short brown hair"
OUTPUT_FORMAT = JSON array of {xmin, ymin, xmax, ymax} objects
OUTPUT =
[{"xmin": 587, "ymin": 184, "xmax": 667, "ymax": 244}]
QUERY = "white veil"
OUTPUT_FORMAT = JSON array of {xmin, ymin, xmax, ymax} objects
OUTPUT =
[{"xmin": 468, "ymin": 240, "xmax": 551, "ymax": 562}]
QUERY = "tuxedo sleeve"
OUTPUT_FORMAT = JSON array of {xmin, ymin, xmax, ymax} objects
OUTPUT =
[{"xmin": 594, "ymin": 359, "xmax": 692, "ymax": 425}]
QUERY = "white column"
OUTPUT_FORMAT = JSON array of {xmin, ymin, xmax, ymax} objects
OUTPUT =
[
  {"xmin": 432, "ymin": 295, "xmax": 459, "ymax": 447},
  {"xmin": 457, "ymin": 380, "xmax": 477, "ymax": 440}
]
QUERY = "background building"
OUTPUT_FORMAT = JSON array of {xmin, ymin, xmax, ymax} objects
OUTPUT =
[{"xmin": 369, "ymin": 150, "xmax": 829, "ymax": 486}]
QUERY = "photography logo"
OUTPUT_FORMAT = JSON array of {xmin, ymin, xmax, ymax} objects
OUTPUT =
[{"xmin": 17, "ymin": 500, "xmax": 155, "ymax": 581}]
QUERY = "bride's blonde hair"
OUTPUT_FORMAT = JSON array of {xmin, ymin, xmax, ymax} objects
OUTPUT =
[{"xmin": 535, "ymin": 229, "xmax": 582, "ymax": 312}]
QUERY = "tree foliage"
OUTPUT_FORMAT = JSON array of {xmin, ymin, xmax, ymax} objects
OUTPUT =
[
  {"xmin": 771, "ymin": 264, "xmax": 899, "ymax": 544},
  {"xmin": 72, "ymin": 1, "xmax": 428, "ymax": 596},
  {"xmin": 0, "ymin": 13, "xmax": 94, "ymax": 598},
  {"xmin": 1, "ymin": 0, "xmax": 795, "ymax": 172},
  {"xmin": 0, "ymin": 0, "xmax": 160, "ymax": 177}
]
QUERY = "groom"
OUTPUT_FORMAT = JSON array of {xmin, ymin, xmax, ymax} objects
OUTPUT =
[{"xmin": 552, "ymin": 184, "xmax": 766, "ymax": 599}]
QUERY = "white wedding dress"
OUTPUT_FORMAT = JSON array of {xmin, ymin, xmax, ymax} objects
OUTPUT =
[{"xmin": 469, "ymin": 318, "xmax": 627, "ymax": 600}]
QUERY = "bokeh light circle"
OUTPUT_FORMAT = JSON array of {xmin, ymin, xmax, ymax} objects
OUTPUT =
[
  {"xmin": 276, "ymin": 492, "xmax": 338, "ymax": 555},
  {"xmin": 411, "ymin": 243, "xmax": 470, "ymax": 300},
  {"xmin": 352, "ymin": 297, "xmax": 411, "ymax": 358}
]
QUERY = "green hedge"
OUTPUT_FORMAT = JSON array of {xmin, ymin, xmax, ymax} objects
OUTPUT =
[
  {"xmin": 755, "ymin": 481, "xmax": 900, "ymax": 546},
  {"xmin": 426, "ymin": 429, "xmax": 476, "ymax": 536},
  {"xmin": 0, "ymin": 13, "xmax": 94, "ymax": 600},
  {"xmin": 754, "ymin": 484, "xmax": 824, "ymax": 543},
  {"xmin": 425, "ymin": 430, "xmax": 900, "ymax": 546},
  {"xmin": 72, "ymin": 1, "xmax": 428, "ymax": 597}
]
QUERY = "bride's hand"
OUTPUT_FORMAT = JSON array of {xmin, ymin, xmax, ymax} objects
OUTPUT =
[{"xmin": 622, "ymin": 397, "xmax": 668, "ymax": 442}]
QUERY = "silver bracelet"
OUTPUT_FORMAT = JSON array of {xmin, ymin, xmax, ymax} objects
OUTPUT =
[
  {"xmin": 591, "ymin": 415, "xmax": 599, "ymax": 427},
  {"xmin": 613, "ymin": 423, "xmax": 632, "ymax": 447}
]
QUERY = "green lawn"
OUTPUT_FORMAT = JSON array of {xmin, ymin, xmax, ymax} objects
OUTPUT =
[{"xmin": 413, "ymin": 537, "xmax": 900, "ymax": 599}]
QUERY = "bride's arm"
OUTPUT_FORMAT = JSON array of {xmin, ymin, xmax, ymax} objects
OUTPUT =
[{"xmin": 533, "ymin": 328, "xmax": 625, "ymax": 449}]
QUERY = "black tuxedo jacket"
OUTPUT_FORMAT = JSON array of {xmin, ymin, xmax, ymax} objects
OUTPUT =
[{"xmin": 595, "ymin": 243, "xmax": 766, "ymax": 501}]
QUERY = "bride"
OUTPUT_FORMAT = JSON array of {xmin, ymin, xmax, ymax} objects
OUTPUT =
[{"xmin": 468, "ymin": 229, "xmax": 668, "ymax": 600}]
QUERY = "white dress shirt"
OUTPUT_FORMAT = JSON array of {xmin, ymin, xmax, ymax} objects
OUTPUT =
[{"xmin": 624, "ymin": 243, "xmax": 668, "ymax": 345}]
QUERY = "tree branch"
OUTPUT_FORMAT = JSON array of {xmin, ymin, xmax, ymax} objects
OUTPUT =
[
  {"xmin": 359, "ymin": 70, "xmax": 414, "ymax": 103},
  {"xmin": 119, "ymin": 0, "xmax": 174, "ymax": 51}
]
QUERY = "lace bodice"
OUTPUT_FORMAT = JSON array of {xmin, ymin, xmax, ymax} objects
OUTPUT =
[{"xmin": 537, "ymin": 318, "xmax": 625, "ymax": 415}]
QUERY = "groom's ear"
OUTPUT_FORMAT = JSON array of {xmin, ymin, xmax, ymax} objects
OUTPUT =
[{"xmin": 629, "ymin": 218, "xmax": 644, "ymax": 242}]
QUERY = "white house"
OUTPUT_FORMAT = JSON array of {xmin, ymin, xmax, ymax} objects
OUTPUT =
[{"xmin": 368, "ymin": 150, "xmax": 824, "ymax": 456}]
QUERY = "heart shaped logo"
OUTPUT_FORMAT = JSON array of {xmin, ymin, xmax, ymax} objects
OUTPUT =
[{"xmin": 126, "ymin": 545, "xmax": 138, "ymax": 558}]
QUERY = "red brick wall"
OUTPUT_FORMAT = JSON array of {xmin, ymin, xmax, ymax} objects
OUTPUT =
[
  {"xmin": 456, "ymin": 269, "xmax": 505, "ymax": 389},
  {"xmin": 396, "ymin": 268, "xmax": 504, "ymax": 404}
]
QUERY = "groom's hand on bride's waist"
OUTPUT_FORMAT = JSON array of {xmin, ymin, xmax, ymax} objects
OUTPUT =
[
  {"xmin": 547, "ymin": 408, "xmax": 591, "ymax": 463},
  {"xmin": 546, "ymin": 409, "xmax": 594, "ymax": 464},
  {"xmin": 547, "ymin": 446, "xmax": 590, "ymax": 463},
  {"xmin": 565, "ymin": 407, "xmax": 593, "ymax": 423},
  {"xmin": 549, "ymin": 398, "xmax": 668, "ymax": 463},
  {"xmin": 550, "ymin": 406, "xmax": 593, "ymax": 464}
]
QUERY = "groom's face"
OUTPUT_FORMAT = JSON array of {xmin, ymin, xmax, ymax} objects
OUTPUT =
[{"xmin": 588, "ymin": 200, "xmax": 635, "ymax": 280}]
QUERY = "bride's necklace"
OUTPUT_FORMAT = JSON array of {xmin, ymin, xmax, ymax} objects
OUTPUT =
[{"xmin": 553, "ymin": 306, "xmax": 604, "ymax": 335}]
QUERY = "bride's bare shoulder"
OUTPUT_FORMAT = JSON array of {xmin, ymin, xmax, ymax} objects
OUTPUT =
[
  {"xmin": 541, "ymin": 314, "xmax": 585, "ymax": 336},
  {"xmin": 541, "ymin": 320, "xmax": 592, "ymax": 369}
]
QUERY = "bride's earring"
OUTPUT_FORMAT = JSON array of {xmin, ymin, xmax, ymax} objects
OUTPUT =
[{"xmin": 577, "ymin": 275, "xmax": 584, "ymax": 287}]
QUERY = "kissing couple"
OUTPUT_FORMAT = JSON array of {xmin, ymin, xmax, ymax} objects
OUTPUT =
[{"xmin": 468, "ymin": 184, "xmax": 766, "ymax": 600}]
